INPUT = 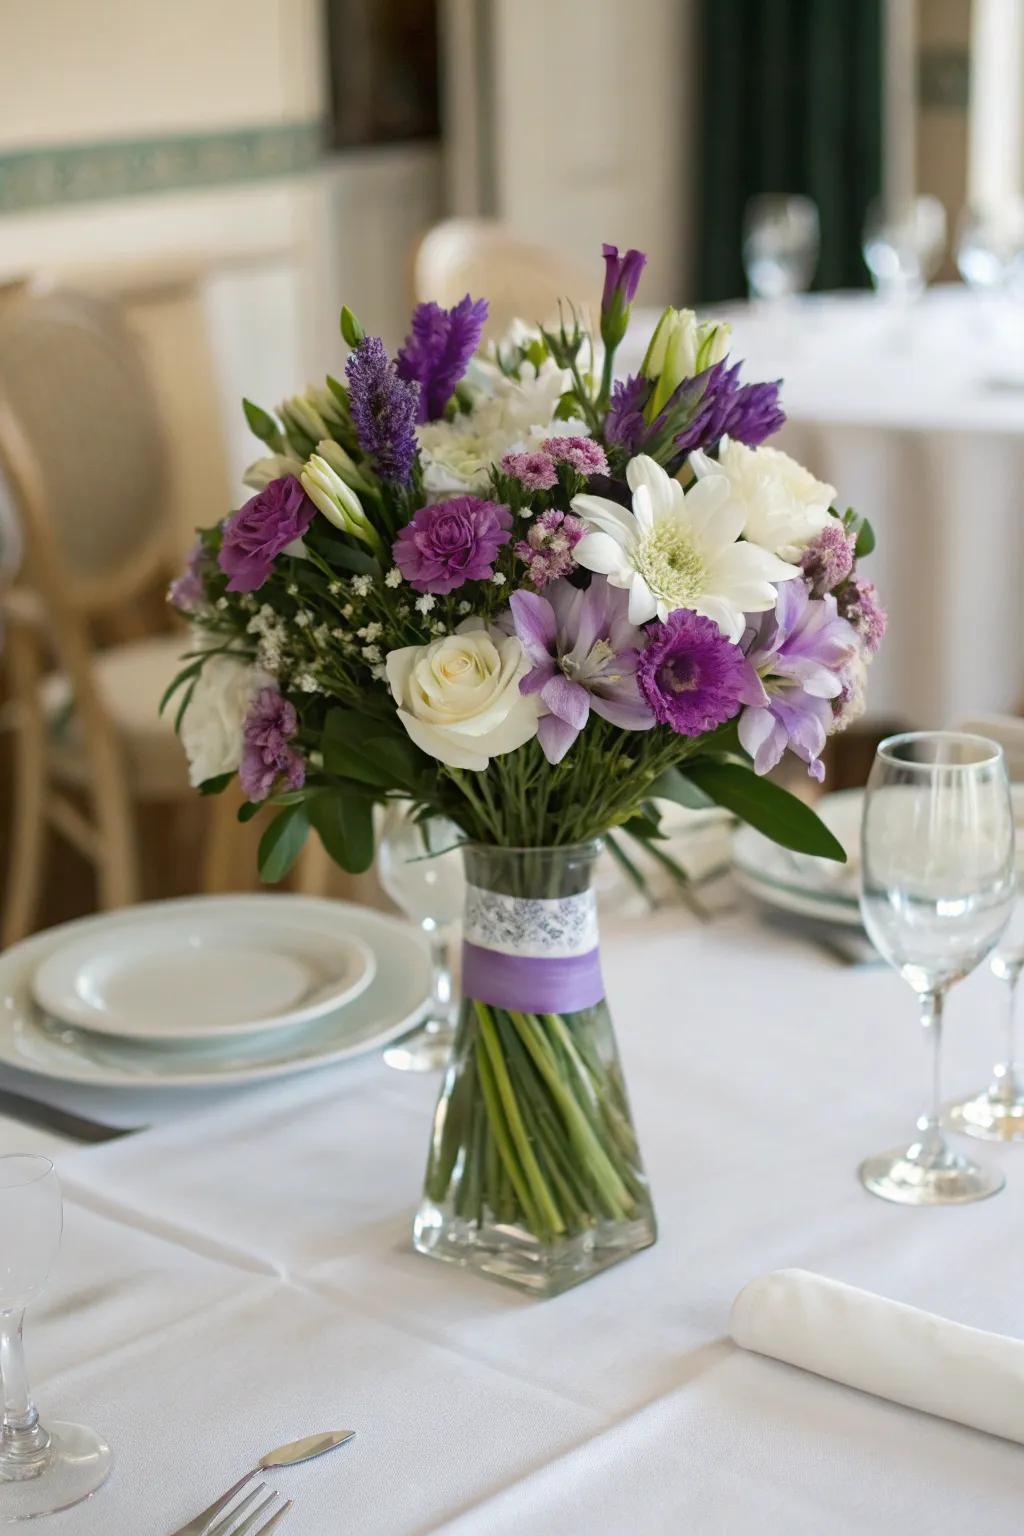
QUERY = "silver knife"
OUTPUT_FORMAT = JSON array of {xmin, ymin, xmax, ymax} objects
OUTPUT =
[{"xmin": 0, "ymin": 1086, "xmax": 137, "ymax": 1143}]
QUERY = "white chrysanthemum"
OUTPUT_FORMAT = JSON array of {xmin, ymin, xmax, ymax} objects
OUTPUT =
[
  {"xmin": 690, "ymin": 439, "xmax": 835, "ymax": 560},
  {"xmin": 180, "ymin": 645, "xmax": 268, "ymax": 788},
  {"xmin": 571, "ymin": 454, "xmax": 799, "ymax": 640},
  {"xmin": 418, "ymin": 388, "xmax": 589, "ymax": 499}
]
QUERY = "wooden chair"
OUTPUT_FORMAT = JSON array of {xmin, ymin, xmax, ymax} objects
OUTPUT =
[
  {"xmin": 411, "ymin": 218, "xmax": 598, "ymax": 340},
  {"xmin": 0, "ymin": 288, "xmax": 234, "ymax": 945}
]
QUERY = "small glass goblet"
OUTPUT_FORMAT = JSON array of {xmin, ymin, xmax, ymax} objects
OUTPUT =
[
  {"xmin": 859, "ymin": 732, "xmax": 1015, "ymax": 1205},
  {"xmin": 0, "ymin": 1155, "xmax": 111, "ymax": 1520},
  {"xmin": 947, "ymin": 891, "xmax": 1024, "ymax": 1141},
  {"xmin": 377, "ymin": 803, "xmax": 465, "ymax": 1072},
  {"xmin": 742, "ymin": 193, "xmax": 820, "ymax": 302},
  {"xmin": 862, "ymin": 195, "xmax": 947, "ymax": 302}
]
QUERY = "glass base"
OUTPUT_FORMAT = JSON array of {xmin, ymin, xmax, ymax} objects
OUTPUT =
[
  {"xmin": 945, "ymin": 1086, "xmax": 1024, "ymax": 1142},
  {"xmin": 413, "ymin": 1200, "xmax": 657, "ymax": 1299},
  {"xmin": 859, "ymin": 1140, "xmax": 1005, "ymax": 1206},
  {"xmin": 383, "ymin": 1018, "xmax": 454, "ymax": 1073},
  {"xmin": 0, "ymin": 1422, "xmax": 111, "ymax": 1522}
]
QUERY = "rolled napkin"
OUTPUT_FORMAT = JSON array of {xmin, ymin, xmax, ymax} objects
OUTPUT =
[{"xmin": 731, "ymin": 1268, "xmax": 1024, "ymax": 1445}]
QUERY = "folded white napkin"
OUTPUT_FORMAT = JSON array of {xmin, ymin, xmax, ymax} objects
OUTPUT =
[{"xmin": 731, "ymin": 1268, "xmax": 1024, "ymax": 1445}]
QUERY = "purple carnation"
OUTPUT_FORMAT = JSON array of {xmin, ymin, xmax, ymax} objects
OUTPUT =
[
  {"xmin": 838, "ymin": 578, "xmax": 887, "ymax": 654},
  {"xmin": 218, "ymin": 477, "xmax": 316, "ymax": 594},
  {"xmin": 397, "ymin": 294, "xmax": 488, "ymax": 423},
  {"xmin": 542, "ymin": 436, "xmax": 609, "ymax": 477},
  {"xmin": 801, "ymin": 520, "xmax": 855, "ymax": 596},
  {"xmin": 345, "ymin": 335, "xmax": 419, "ymax": 485},
  {"xmin": 515, "ymin": 509, "xmax": 585, "ymax": 588},
  {"xmin": 501, "ymin": 450, "xmax": 558, "ymax": 491},
  {"xmin": 168, "ymin": 538, "xmax": 207, "ymax": 613},
  {"xmin": 393, "ymin": 496, "xmax": 512, "ymax": 594},
  {"xmin": 239, "ymin": 687, "xmax": 305, "ymax": 803},
  {"xmin": 637, "ymin": 610, "xmax": 765, "ymax": 736},
  {"xmin": 606, "ymin": 374, "xmax": 651, "ymax": 453}
]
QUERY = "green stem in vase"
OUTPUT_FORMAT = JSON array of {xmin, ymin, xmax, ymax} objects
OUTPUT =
[
  {"xmin": 476, "ymin": 1002, "xmax": 565, "ymax": 1237},
  {"xmin": 474, "ymin": 1024, "xmax": 544, "ymax": 1234}
]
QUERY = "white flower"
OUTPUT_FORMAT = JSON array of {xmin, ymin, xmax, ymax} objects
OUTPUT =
[
  {"xmin": 384, "ymin": 567, "xmax": 403, "ymax": 588},
  {"xmin": 180, "ymin": 650, "xmax": 266, "ymax": 788},
  {"xmin": 415, "ymin": 594, "xmax": 436, "ymax": 615},
  {"xmin": 385, "ymin": 622, "xmax": 539, "ymax": 771},
  {"xmin": 242, "ymin": 453, "xmax": 301, "ymax": 492},
  {"xmin": 572, "ymin": 454, "xmax": 799, "ymax": 640},
  {"xmin": 691, "ymin": 440, "xmax": 835, "ymax": 560}
]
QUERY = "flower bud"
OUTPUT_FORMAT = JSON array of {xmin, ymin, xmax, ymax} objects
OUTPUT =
[
  {"xmin": 315, "ymin": 438, "xmax": 374, "ymax": 494},
  {"xmin": 242, "ymin": 454, "xmax": 302, "ymax": 492},
  {"xmin": 300, "ymin": 455, "xmax": 382, "ymax": 553}
]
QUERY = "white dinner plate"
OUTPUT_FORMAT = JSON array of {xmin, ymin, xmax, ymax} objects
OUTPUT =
[
  {"xmin": 0, "ymin": 896, "xmax": 432, "ymax": 1089},
  {"xmin": 31, "ymin": 910, "xmax": 376, "ymax": 1042}
]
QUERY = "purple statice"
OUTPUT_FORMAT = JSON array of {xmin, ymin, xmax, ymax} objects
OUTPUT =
[
  {"xmin": 542, "ymin": 436, "xmax": 609, "ymax": 477},
  {"xmin": 393, "ymin": 496, "xmax": 512, "ymax": 594},
  {"xmin": 837, "ymin": 578, "xmax": 887, "ymax": 654},
  {"xmin": 600, "ymin": 245, "xmax": 647, "ymax": 348},
  {"xmin": 218, "ymin": 476, "xmax": 316, "ymax": 593},
  {"xmin": 510, "ymin": 578, "xmax": 655, "ymax": 763},
  {"xmin": 397, "ymin": 294, "xmax": 488, "ymax": 422},
  {"xmin": 501, "ymin": 450, "xmax": 558, "ymax": 491},
  {"xmin": 606, "ymin": 374, "xmax": 651, "ymax": 453},
  {"xmin": 801, "ymin": 520, "xmax": 855, "ymax": 596},
  {"xmin": 168, "ymin": 537, "xmax": 207, "ymax": 613},
  {"xmin": 832, "ymin": 651, "xmax": 868, "ymax": 731},
  {"xmin": 637, "ymin": 610, "xmax": 765, "ymax": 736},
  {"xmin": 670, "ymin": 361, "xmax": 785, "ymax": 455},
  {"xmin": 239, "ymin": 687, "xmax": 305, "ymax": 803},
  {"xmin": 344, "ymin": 335, "xmax": 419, "ymax": 486},
  {"xmin": 739, "ymin": 581, "xmax": 859, "ymax": 782},
  {"xmin": 515, "ymin": 509, "xmax": 585, "ymax": 588}
]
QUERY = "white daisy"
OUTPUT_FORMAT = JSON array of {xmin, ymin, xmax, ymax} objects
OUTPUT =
[{"xmin": 571, "ymin": 454, "xmax": 799, "ymax": 640}]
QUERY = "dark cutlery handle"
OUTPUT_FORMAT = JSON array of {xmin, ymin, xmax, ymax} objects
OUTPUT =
[{"xmin": 0, "ymin": 1086, "xmax": 138, "ymax": 1143}]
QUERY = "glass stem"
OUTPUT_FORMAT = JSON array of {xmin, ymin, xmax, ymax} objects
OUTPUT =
[
  {"xmin": 917, "ymin": 989, "xmax": 948, "ymax": 1159},
  {"xmin": 424, "ymin": 920, "xmax": 456, "ymax": 1033},
  {"xmin": 998, "ymin": 968, "xmax": 1023, "ymax": 1102},
  {"xmin": 0, "ymin": 1310, "xmax": 49, "ymax": 1467}
]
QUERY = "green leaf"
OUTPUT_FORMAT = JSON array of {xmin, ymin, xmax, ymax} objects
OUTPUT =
[
  {"xmin": 308, "ymin": 790, "xmax": 375, "ymax": 874},
  {"xmin": 340, "ymin": 305, "xmax": 366, "ymax": 347},
  {"xmin": 198, "ymin": 772, "xmax": 234, "ymax": 796},
  {"xmin": 620, "ymin": 811, "xmax": 668, "ymax": 842},
  {"xmin": 854, "ymin": 517, "xmax": 875, "ymax": 558},
  {"xmin": 646, "ymin": 765, "xmax": 714, "ymax": 811},
  {"xmin": 304, "ymin": 525, "xmax": 379, "ymax": 576},
  {"xmin": 321, "ymin": 708, "xmax": 423, "ymax": 790},
  {"xmin": 685, "ymin": 762, "xmax": 847, "ymax": 862},
  {"xmin": 159, "ymin": 658, "xmax": 202, "ymax": 717},
  {"xmin": 242, "ymin": 397, "xmax": 283, "ymax": 451},
  {"xmin": 257, "ymin": 803, "xmax": 310, "ymax": 883},
  {"xmin": 237, "ymin": 800, "xmax": 262, "ymax": 823}
]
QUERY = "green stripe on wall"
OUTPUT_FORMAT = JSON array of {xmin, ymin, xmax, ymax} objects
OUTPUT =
[{"xmin": 0, "ymin": 121, "xmax": 325, "ymax": 215}]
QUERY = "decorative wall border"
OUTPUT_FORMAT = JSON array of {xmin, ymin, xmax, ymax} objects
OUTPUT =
[{"xmin": 0, "ymin": 121, "xmax": 325, "ymax": 215}]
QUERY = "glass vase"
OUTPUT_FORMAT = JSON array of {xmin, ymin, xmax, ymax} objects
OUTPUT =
[{"xmin": 413, "ymin": 840, "xmax": 657, "ymax": 1297}]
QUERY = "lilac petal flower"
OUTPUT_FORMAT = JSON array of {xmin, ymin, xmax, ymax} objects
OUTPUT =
[
  {"xmin": 393, "ymin": 496, "xmax": 512, "ymax": 594},
  {"xmin": 239, "ymin": 687, "xmax": 305, "ymax": 802},
  {"xmin": 514, "ymin": 509, "xmax": 585, "ymax": 589},
  {"xmin": 636, "ymin": 609, "xmax": 765, "ymax": 736},
  {"xmin": 397, "ymin": 294, "xmax": 489, "ymax": 422},
  {"xmin": 168, "ymin": 538, "xmax": 207, "ymax": 613},
  {"xmin": 509, "ymin": 580, "xmax": 655, "ymax": 763},
  {"xmin": 218, "ymin": 477, "xmax": 316, "ymax": 593},
  {"xmin": 801, "ymin": 520, "xmax": 855, "ymax": 596},
  {"xmin": 344, "ymin": 335, "xmax": 419, "ymax": 486}
]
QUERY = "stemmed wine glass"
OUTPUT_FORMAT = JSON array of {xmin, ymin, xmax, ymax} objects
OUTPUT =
[
  {"xmin": 859, "ymin": 732, "xmax": 1015, "ymax": 1205},
  {"xmin": 947, "ymin": 880, "xmax": 1024, "ymax": 1140},
  {"xmin": 956, "ymin": 198, "xmax": 1024, "ymax": 293},
  {"xmin": 0, "ymin": 1155, "xmax": 110, "ymax": 1519},
  {"xmin": 743, "ymin": 194, "xmax": 820, "ymax": 302},
  {"xmin": 377, "ymin": 802, "xmax": 465, "ymax": 1072},
  {"xmin": 862, "ymin": 195, "xmax": 947, "ymax": 302}
]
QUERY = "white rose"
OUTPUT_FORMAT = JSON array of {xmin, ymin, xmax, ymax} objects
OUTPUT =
[
  {"xmin": 385, "ymin": 623, "xmax": 539, "ymax": 771},
  {"xmin": 180, "ymin": 650, "xmax": 267, "ymax": 787},
  {"xmin": 691, "ymin": 438, "xmax": 834, "ymax": 560}
]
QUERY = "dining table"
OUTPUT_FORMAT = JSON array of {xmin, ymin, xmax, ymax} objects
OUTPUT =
[{"xmin": 5, "ymin": 896, "xmax": 1024, "ymax": 1534}]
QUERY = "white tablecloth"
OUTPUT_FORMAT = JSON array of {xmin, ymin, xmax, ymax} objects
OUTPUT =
[
  {"xmin": 8, "ymin": 905, "xmax": 1024, "ymax": 1533},
  {"xmin": 625, "ymin": 288, "xmax": 1024, "ymax": 729}
]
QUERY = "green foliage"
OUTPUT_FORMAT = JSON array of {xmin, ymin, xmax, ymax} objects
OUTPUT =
[
  {"xmin": 308, "ymin": 789, "xmax": 375, "ymax": 873},
  {"xmin": 645, "ymin": 765, "xmax": 715, "ymax": 811},
  {"xmin": 340, "ymin": 305, "xmax": 366, "ymax": 347},
  {"xmin": 242, "ymin": 398, "xmax": 285, "ymax": 453},
  {"xmin": 198, "ymin": 772, "xmax": 234, "ymax": 796},
  {"xmin": 257, "ymin": 802, "xmax": 310, "ymax": 883},
  {"xmin": 685, "ymin": 761, "xmax": 846, "ymax": 862},
  {"xmin": 321, "ymin": 707, "xmax": 426, "ymax": 792}
]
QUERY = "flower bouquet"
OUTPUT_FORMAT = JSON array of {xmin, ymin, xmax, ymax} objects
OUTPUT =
[{"xmin": 169, "ymin": 243, "xmax": 884, "ymax": 1297}]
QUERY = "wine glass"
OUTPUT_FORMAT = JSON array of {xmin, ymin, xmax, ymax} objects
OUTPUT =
[
  {"xmin": 956, "ymin": 198, "xmax": 1024, "ymax": 292},
  {"xmin": 377, "ymin": 802, "xmax": 465, "ymax": 1072},
  {"xmin": 947, "ymin": 864, "xmax": 1024, "ymax": 1140},
  {"xmin": 859, "ymin": 732, "xmax": 1015, "ymax": 1205},
  {"xmin": 0, "ymin": 1155, "xmax": 111, "ymax": 1519},
  {"xmin": 862, "ymin": 195, "xmax": 947, "ymax": 301},
  {"xmin": 742, "ymin": 194, "xmax": 820, "ymax": 302}
]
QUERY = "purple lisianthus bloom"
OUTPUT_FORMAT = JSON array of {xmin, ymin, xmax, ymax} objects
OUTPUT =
[
  {"xmin": 218, "ymin": 476, "xmax": 316, "ymax": 594},
  {"xmin": 671, "ymin": 360, "xmax": 785, "ymax": 456},
  {"xmin": 501, "ymin": 450, "xmax": 558, "ymax": 491},
  {"xmin": 740, "ymin": 581, "xmax": 859, "ymax": 782},
  {"xmin": 393, "ymin": 496, "xmax": 512, "ymax": 594},
  {"xmin": 515, "ymin": 509, "xmax": 585, "ymax": 589},
  {"xmin": 637, "ymin": 610, "xmax": 765, "ymax": 736},
  {"xmin": 801, "ymin": 520, "xmax": 855, "ymax": 596},
  {"xmin": 606, "ymin": 374, "xmax": 651, "ymax": 453},
  {"xmin": 541, "ymin": 436, "xmax": 610, "ymax": 477},
  {"xmin": 345, "ymin": 335, "xmax": 419, "ymax": 486},
  {"xmin": 837, "ymin": 577, "xmax": 887, "ymax": 654},
  {"xmin": 510, "ymin": 578, "xmax": 655, "ymax": 764},
  {"xmin": 600, "ymin": 244, "xmax": 647, "ymax": 349},
  {"xmin": 168, "ymin": 537, "xmax": 207, "ymax": 613},
  {"xmin": 397, "ymin": 294, "xmax": 488, "ymax": 422},
  {"xmin": 239, "ymin": 687, "xmax": 305, "ymax": 803}
]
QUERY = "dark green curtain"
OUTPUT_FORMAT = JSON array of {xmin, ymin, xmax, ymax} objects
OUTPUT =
[{"xmin": 695, "ymin": 0, "xmax": 882, "ymax": 302}]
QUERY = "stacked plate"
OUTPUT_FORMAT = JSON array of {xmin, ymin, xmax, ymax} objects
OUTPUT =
[{"xmin": 0, "ymin": 895, "xmax": 433, "ymax": 1090}]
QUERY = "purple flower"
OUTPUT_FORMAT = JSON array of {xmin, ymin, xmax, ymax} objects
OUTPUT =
[
  {"xmin": 345, "ymin": 335, "xmax": 419, "ymax": 485},
  {"xmin": 515, "ymin": 509, "xmax": 585, "ymax": 588},
  {"xmin": 637, "ymin": 610, "xmax": 765, "ymax": 736},
  {"xmin": 739, "ymin": 581, "xmax": 859, "ymax": 782},
  {"xmin": 542, "ymin": 436, "xmax": 609, "ymax": 477},
  {"xmin": 837, "ymin": 578, "xmax": 887, "ymax": 654},
  {"xmin": 501, "ymin": 450, "xmax": 558, "ymax": 491},
  {"xmin": 801, "ymin": 520, "xmax": 855, "ymax": 596},
  {"xmin": 600, "ymin": 244, "xmax": 647, "ymax": 348},
  {"xmin": 239, "ymin": 687, "xmax": 305, "ymax": 803},
  {"xmin": 393, "ymin": 496, "xmax": 512, "ymax": 594},
  {"xmin": 510, "ymin": 578, "xmax": 655, "ymax": 764},
  {"xmin": 671, "ymin": 361, "xmax": 785, "ymax": 455},
  {"xmin": 168, "ymin": 538, "xmax": 207, "ymax": 613},
  {"xmin": 218, "ymin": 476, "xmax": 316, "ymax": 593},
  {"xmin": 397, "ymin": 294, "xmax": 488, "ymax": 422},
  {"xmin": 606, "ymin": 374, "xmax": 651, "ymax": 453}
]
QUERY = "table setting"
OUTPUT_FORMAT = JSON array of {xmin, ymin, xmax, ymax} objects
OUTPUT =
[{"xmin": 4, "ymin": 241, "xmax": 1024, "ymax": 1533}]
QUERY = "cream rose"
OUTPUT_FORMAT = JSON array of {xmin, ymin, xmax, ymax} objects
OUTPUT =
[
  {"xmin": 691, "ymin": 439, "xmax": 834, "ymax": 560},
  {"xmin": 180, "ymin": 648, "xmax": 267, "ymax": 788},
  {"xmin": 385, "ymin": 623, "xmax": 539, "ymax": 771}
]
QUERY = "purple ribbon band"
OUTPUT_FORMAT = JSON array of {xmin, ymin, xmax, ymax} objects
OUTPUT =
[{"xmin": 462, "ymin": 941, "xmax": 605, "ymax": 1015}]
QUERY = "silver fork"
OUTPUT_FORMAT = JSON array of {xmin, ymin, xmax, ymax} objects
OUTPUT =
[{"xmin": 170, "ymin": 1480, "xmax": 292, "ymax": 1536}]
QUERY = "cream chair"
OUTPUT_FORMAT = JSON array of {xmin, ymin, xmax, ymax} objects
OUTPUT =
[
  {"xmin": 953, "ymin": 716, "xmax": 1024, "ymax": 781},
  {"xmin": 0, "ymin": 289, "xmax": 234, "ymax": 945},
  {"xmin": 411, "ymin": 218, "xmax": 599, "ymax": 340}
]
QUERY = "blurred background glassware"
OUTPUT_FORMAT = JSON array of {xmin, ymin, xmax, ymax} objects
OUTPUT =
[
  {"xmin": 947, "ymin": 884, "xmax": 1024, "ymax": 1141},
  {"xmin": 0, "ymin": 1155, "xmax": 111, "ymax": 1519},
  {"xmin": 955, "ymin": 198, "xmax": 1024, "ymax": 293},
  {"xmin": 377, "ymin": 803, "xmax": 465, "ymax": 1072},
  {"xmin": 858, "ymin": 732, "xmax": 1015, "ymax": 1205},
  {"xmin": 742, "ymin": 193, "xmax": 820, "ymax": 302},
  {"xmin": 862, "ymin": 195, "xmax": 947, "ymax": 302}
]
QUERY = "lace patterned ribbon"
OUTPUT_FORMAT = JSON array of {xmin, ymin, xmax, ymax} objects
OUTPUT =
[{"xmin": 461, "ymin": 883, "xmax": 605, "ymax": 1014}]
